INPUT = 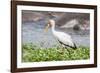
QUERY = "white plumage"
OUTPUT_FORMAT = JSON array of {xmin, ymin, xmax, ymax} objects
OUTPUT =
[
  {"xmin": 53, "ymin": 31, "xmax": 74, "ymax": 47},
  {"xmin": 45, "ymin": 19, "xmax": 77, "ymax": 49}
]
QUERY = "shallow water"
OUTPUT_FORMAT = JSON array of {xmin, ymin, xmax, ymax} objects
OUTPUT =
[{"xmin": 22, "ymin": 21, "xmax": 90, "ymax": 48}]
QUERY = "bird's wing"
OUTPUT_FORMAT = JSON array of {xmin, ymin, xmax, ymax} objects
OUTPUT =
[{"xmin": 54, "ymin": 31, "xmax": 74, "ymax": 47}]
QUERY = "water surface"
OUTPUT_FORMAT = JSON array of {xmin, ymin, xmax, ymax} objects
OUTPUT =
[{"xmin": 22, "ymin": 21, "xmax": 90, "ymax": 48}]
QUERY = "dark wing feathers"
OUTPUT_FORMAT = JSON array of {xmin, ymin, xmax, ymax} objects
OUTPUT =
[{"xmin": 58, "ymin": 40, "xmax": 77, "ymax": 49}]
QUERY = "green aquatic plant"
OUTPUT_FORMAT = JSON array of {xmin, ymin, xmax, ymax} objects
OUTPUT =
[{"xmin": 22, "ymin": 43, "xmax": 90, "ymax": 62}]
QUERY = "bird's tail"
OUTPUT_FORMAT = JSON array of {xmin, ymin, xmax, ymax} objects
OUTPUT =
[
  {"xmin": 73, "ymin": 43, "xmax": 77, "ymax": 49},
  {"xmin": 64, "ymin": 43, "xmax": 77, "ymax": 50}
]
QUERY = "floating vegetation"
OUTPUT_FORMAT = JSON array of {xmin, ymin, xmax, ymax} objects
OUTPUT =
[{"xmin": 22, "ymin": 43, "xmax": 90, "ymax": 62}]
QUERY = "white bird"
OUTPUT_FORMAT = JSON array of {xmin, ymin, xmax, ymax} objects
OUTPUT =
[{"xmin": 44, "ymin": 19, "xmax": 77, "ymax": 49}]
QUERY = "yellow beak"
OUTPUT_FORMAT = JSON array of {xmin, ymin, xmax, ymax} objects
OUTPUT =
[{"xmin": 44, "ymin": 24, "xmax": 50, "ymax": 32}]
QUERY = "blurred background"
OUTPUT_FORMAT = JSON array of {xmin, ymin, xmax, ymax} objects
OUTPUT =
[{"xmin": 22, "ymin": 10, "xmax": 90, "ymax": 48}]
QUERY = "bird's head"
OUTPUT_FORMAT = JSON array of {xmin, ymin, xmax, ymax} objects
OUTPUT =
[{"xmin": 44, "ymin": 19, "xmax": 55, "ymax": 32}]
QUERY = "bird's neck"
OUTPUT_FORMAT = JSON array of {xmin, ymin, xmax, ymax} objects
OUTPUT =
[{"xmin": 51, "ymin": 24, "xmax": 56, "ymax": 33}]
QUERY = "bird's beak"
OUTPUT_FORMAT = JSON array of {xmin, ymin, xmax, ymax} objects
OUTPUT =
[{"xmin": 44, "ymin": 24, "xmax": 50, "ymax": 32}]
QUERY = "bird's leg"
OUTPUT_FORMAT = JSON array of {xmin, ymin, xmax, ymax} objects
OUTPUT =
[
  {"xmin": 66, "ymin": 47, "xmax": 71, "ymax": 59},
  {"xmin": 57, "ymin": 40, "xmax": 65, "ymax": 54},
  {"xmin": 58, "ymin": 44, "xmax": 65, "ymax": 54},
  {"xmin": 57, "ymin": 43, "xmax": 64, "ymax": 54},
  {"xmin": 62, "ymin": 44, "xmax": 65, "ymax": 52},
  {"xmin": 61, "ymin": 45, "xmax": 71, "ymax": 57}
]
